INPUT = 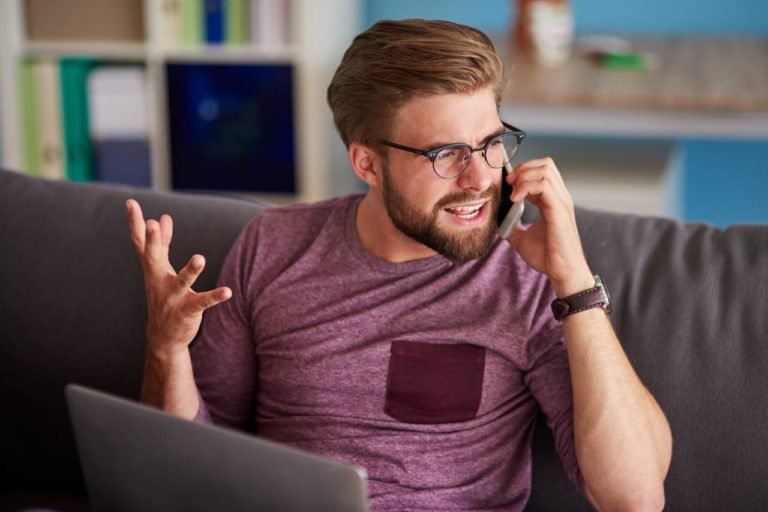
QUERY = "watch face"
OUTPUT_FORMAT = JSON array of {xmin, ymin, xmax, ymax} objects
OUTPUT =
[{"xmin": 596, "ymin": 275, "xmax": 612, "ymax": 311}]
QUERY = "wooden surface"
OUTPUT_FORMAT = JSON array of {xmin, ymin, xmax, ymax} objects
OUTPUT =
[{"xmin": 501, "ymin": 37, "xmax": 768, "ymax": 112}]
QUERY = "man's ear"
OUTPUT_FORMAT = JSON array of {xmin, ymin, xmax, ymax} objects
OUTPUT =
[{"xmin": 349, "ymin": 143, "xmax": 381, "ymax": 188}]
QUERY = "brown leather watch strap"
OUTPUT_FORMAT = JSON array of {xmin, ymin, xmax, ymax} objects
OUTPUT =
[{"xmin": 551, "ymin": 275, "xmax": 612, "ymax": 321}]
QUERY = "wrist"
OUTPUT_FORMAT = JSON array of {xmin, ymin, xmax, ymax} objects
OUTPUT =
[
  {"xmin": 146, "ymin": 338, "xmax": 190, "ymax": 364},
  {"xmin": 551, "ymin": 274, "xmax": 613, "ymax": 321},
  {"xmin": 552, "ymin": 270, "xmax": 595, "ymax": 298}
]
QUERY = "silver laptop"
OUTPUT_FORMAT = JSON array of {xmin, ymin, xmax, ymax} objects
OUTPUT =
[{"xmin": 66, "ymin": 384, "xmax": 368, "ymax": 512}]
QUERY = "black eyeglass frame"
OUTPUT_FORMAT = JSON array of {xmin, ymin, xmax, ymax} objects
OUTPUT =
[{"xmin": 378, "ymin": 122, "xmax": 526, "ymax": 179}]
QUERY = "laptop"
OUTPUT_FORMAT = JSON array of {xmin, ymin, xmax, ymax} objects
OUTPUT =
[{"xmin": 66, "ymin": 384, "xmax": 368, "ymax": 512}]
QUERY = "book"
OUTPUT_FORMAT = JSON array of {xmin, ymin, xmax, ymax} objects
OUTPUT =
[
  {"xmin": 34, "ymin": 59, "xmax": 65, "ymax": 181},
  {"xmin": 60, "ymin": 58, "xmax": 99, "ymax": 182},
  {"xmin": 226, "ymin": 0, "xmax": 249, "ymax": 45},
  {"xmin": 92, "ymin": 139, "xmax": 151, "ymax": 187},
  {"xmin": 165, "ymin": 62, "xmax": 296, "ymax": 193},
  {"xmin": 18, "ymin": 59, "xmax": 43, "ymax": 176},
  {"xmin": 250, "ymin": 0, "xmax": 290, "ymax": 47},
  {"xmin": 180, "ymin": 0, "xmax": 204, "ymax": 45},
  {"xmin": 204, "ymin": 0, "xmax": 225, "ymax": 44},
  {"xmin": 87, "ymin": 66, "xmax": 151, "ymax": 186},
  {"xmin": 156, "ymin": 0, "xmax": 182, "ymax": 47}
]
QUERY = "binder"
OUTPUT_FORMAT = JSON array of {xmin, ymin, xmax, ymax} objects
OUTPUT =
[
  {"xmin": 156, "ymin": 0, "xmax": 182, "ymax": 47},
  {"xmin": 60, "ymin": 58, "xmax": 99, "ymax": 182},
  {"xmin": 87, "ymin": 66, "xmax": 151, "ymax": 187},
  {"xmin": 204, "ymin": 0, "xmax": 225, "ymax": 44},
  {"xmin": 226, "ymin": 0, "xmax": 249, "ymax": 45},
  {"xmin": 34, "ymin": 60, "xmax": 65, "ymax": 181},
  {"xmin": 251, "ymin": 0, "xmax": 290, "ymax": 47},
  {"xmin": 18, "ymin": 59, "xmax": 43, "ymax": 176},
  {"xmin": 92, "ymin": 139, "xmax": 151, "ymax": 187},
  {"xmin": 180, "ymin": 0, "xmax": 204, "ymax": 45}
]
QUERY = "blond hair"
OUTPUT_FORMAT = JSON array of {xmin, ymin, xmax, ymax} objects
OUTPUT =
[{"xmin": 327, "ymin": 19, "xmax": 504, "ymax": 149}]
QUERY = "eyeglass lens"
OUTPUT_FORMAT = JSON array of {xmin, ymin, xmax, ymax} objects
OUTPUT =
[{"xmin": 433, "ymin": 133, "xmax": 520, "ymax": 178}]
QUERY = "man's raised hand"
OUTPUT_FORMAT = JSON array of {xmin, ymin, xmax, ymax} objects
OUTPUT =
[{"xmin": 126, "ymin": 199, "xmax": 231, "ymax": 358}]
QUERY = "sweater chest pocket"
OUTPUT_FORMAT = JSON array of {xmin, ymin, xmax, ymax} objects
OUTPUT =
[{"xmin": 384, "ymin": 340, "xmax": 486, "ymax": 424}]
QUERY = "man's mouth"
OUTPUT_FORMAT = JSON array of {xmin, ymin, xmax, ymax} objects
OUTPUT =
[{"xmin": 444, "ymin": 201, "xmax": 487, "ymax": 220}]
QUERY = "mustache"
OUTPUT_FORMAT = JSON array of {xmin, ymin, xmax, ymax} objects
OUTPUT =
[{"xmin": 434, "ymin": 185, "xmax": 499, "ymax": 210}]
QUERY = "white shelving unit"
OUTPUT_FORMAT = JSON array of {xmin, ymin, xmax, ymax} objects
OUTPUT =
[{"xmin": 0, "ymin": 0, "xmax": 360, "ymax": 203}]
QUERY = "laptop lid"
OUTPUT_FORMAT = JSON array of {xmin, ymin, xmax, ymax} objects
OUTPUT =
[{"xmin": 66, "ymin": 384, "xmax": 368, "ymax": 512}]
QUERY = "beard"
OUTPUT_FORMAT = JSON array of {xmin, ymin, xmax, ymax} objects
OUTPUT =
[{"xmin": 381, "ymin": 163, "xmax": 500, "ymax": 264}]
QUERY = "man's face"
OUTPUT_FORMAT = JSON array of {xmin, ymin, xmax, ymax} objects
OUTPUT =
[{"xmin": 378, "ymin": 88, "xmax": 504, "ymax": 263}]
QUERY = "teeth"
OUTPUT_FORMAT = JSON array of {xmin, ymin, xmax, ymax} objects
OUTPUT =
[{"xmin": 446, "ymin": 203, "xmax": 483, "ymax": 219}]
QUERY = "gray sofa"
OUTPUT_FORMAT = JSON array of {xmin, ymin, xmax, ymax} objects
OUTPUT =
[{"xmin": 1, "ymin": 167, "xmax": 766, "ymax": 511}]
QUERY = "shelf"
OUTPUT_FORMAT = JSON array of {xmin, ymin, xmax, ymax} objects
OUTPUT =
[
  {"xmin": 501, "ymin": 37, "xmax": 768, "ymax": 112},
  {"xmin": 21, "ymin": 42, "xmax": 148, "ymax": 61},
  {"xmin": 155, "ymin": 45, "xmax": 296, "ymax": 64},
  {"xmin": 20, "ymin": 41, "xmax": 298, "ymax": 64},
  {"xmin": 1, "ymin": 0, "xmax": 361, "ymax": 203},
  {"xmin": 502, "ymin": 104, "xmax": 768, "ymax": 139}
]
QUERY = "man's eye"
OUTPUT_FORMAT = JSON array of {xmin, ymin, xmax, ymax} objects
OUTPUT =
[{"xmin": 436, "ymin": 149, "xmax": 457, "ymax": 160}]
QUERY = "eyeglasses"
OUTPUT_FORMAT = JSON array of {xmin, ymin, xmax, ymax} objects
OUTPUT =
[{"xmin": 378, "ymin": 122, "xmax": 526, "ymax": 179}]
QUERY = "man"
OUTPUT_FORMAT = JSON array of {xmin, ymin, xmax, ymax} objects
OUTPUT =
[{"xmin": 128, "ymin": 19, "xmax": 671, "ymax": 511}]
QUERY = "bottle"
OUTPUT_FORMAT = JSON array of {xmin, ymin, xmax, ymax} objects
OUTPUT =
[{"xmin": 515, "ymin": 0, "xmax": 574, "ymax": 66}]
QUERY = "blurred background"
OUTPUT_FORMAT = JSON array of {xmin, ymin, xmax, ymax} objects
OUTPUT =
[{"xmin": 1, "ymin": 0, "xmax": 766, "ymax": 227}]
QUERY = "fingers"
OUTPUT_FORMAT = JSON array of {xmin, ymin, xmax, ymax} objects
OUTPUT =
[
  {"xmin": 126, "ymin": 199, "xmax": 146, "ymax": 254},
  {"xmin": 144, "ymin": 218, "xmax": 165, "ymax": 269},
  {"xmin": 178, "ymin": 256, "xmax": 231, "ymax": 313},
  {"xmin": 127, "ymin": 199, "xmax": 175, "ymax": 274},
  {"xmin": 127, "ymin": 200, "xmax": 229, "ymax": 317},
  {"xmin": 159, "ymin": 214, "xmax": 173, "ymax": 252},
  {"xmin": 508, "ymin": 157, "xmax": 571, "ymax": 207},
  {"xmin": 508, "ymin": 157, "xmax": 566, "ymax": 188},
  {"xmin": 187, "ymin": 287, "xmax": 232, "ymax": 314},
  {"xmin": 177, "ymin": 254, "xmax": 205, "ymax": 289}
]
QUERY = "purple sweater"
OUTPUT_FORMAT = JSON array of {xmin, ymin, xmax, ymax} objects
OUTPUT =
[{"xmin": 191, "ymin": 194, "xmax": 581, "ymax": 510}]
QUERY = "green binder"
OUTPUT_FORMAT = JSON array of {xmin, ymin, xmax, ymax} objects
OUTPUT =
[
  {"xmin": 18, "ymin": 59, "xmax": 43, "ymax": 176},
  {"xmin": 59, "ymin": 58, "xmax": 98, "ymax": 182}
]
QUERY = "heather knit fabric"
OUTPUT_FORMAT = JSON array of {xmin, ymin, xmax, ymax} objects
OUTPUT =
[{"xmin": 191, "ymin": 193, "xmax": 581, "ymax": 510}]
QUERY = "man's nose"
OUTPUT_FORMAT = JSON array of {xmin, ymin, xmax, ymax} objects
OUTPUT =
[{"xmin": 455, "ymin": 151, "xmax": 494, "ymax": 191}]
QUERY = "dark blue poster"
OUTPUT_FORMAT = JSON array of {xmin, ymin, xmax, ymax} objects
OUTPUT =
[{"xmin": 166, "ymin": 62, "xmax": 296, "ymax": 194}]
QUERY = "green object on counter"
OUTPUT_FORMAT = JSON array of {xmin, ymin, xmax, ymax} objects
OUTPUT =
[{"xmin": 600, "ymin": 51, "xmax": 648, "ymax": 70}]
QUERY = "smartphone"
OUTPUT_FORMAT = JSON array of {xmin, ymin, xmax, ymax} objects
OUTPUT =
[{"xmin": 497, "ymin": 163, "xmax": 524, "ymax": 240}]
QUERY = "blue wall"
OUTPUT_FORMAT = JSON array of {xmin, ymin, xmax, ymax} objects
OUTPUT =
[
  {"xmin": 681, "ymin": 141, "xmax": 768, "ymax": 227},
  {"xmin": 365, "ymin": 0, "xmax": 768, "ymax": 35}
]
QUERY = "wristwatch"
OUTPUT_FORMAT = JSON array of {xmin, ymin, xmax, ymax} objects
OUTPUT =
[{"xmin": 551, "ymin": 274, "xmax": 612, "ymax": 321}]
